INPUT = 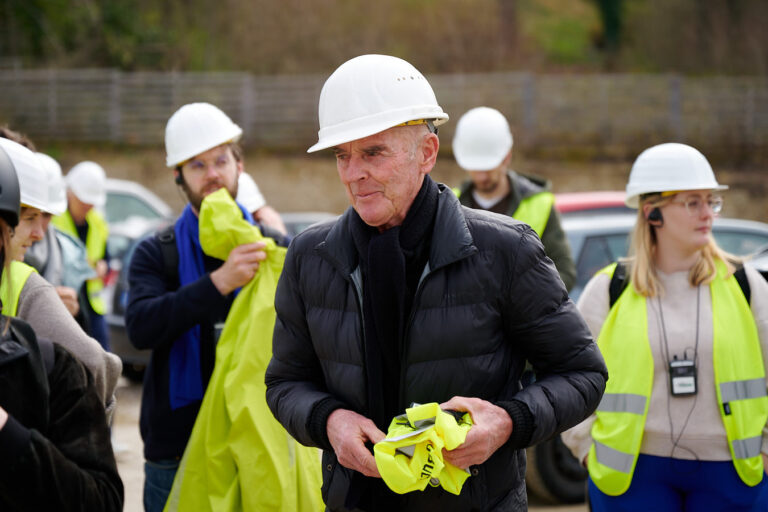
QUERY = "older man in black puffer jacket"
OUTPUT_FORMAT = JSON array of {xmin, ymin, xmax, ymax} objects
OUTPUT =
[{"xmin": 265, "ymin": 54, "xmax": 607, "ymax": 512}]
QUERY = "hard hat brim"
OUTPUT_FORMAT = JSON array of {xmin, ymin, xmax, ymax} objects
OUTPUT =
[
  {"xmin": 625, "ymin": 184, "xmax": 729, "ymax": 208},
  {"xmin": 308, "ymin": 110, "xmax": 448, "ymax": 153}
]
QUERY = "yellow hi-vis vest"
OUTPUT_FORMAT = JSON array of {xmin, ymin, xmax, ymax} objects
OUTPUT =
[
  {"xmin": 52, "ymin": 209, "xmax": 109, "ymax": 314},
  {"xmin": 451, "ymin": 187, "xmax": 554, "ymax": 237},
  {"xmin": 0, "ymin": 261, "xmax": 37, "ymax": 317},
  {"xmin": 588, "ymin": 261, "xmax": 768, "ymax": 496}
]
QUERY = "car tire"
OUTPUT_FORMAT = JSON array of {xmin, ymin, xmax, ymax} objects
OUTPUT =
[
  {"xmin": 122, "ymin": 363, "xmax": 146, "ymax": 383},
  {"xmin": 525, "ymin": 435, "xmax": 588, "ymax": 504}
]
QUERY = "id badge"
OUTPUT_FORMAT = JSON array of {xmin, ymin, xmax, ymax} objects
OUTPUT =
[{"xmin": 669, "ymin": 359, "xmax": 697, "ymax": 396}]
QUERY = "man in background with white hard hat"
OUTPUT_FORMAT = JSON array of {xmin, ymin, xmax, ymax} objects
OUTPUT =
[
  {"xmin": 125, "ymin": 102, "xmax": 290, "ymax": 512},
  {"xmin": 265, "ymin": 54, "xmax": 606, "ymax": 510},
  {"xmin": 52, "ymin": 161, "xmax": 111, "ymax": 351},
  {"xmin": 453, "ymin": 106, "xmax": 576, "ymax": 290}
]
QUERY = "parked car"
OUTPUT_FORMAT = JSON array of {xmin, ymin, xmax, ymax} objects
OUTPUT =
[
  {"xmin": 103, "ymin": 178, "xmax": 174, "ymax": 225},
  {"xmin": 281, "ymin": 211, "xmax": 338, "ymax": 237},
  {"xmin": 525, "ymin": 211, "xmax": 768, "ymax": 505},
  {"xmin": 104, "ymin": 217, "xmax": 172, "ymax": 381},
  {"xmin": 566, "ymin": 213, "xmax": 768, "ymax": 301},
  {"xmin": 555, "ymin": 190, "xmax": 630, "ymax": 217}
]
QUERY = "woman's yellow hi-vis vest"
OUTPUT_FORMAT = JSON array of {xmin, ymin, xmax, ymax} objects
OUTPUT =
[
  {"xmin": 451, "ymin": 188, "xmax": 554, "ymax": 237},
  {"xmin": 52, "ymin": 209, "xmax": 109, "ymax": 314},
  {"xmin": 588, "ymin": 261, "xmax": 768, "ymax": 496},
  {"xmin": 0, "ymin": 261, "xmax": 37, "ymax": 317}
]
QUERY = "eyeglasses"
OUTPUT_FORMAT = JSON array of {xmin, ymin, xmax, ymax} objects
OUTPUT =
[{"xmin": 670, "ymin": 196, "xmax": 723, "ymax": 216}]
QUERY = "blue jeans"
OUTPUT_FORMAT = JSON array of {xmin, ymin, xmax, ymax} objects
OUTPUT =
[
  {"xmin": 144, "ymin": 459, "xmax": 179, "ymax": 512},
  {"xmin": 589, "ymin": 454, "xmax": 768, "ymax": 511}
]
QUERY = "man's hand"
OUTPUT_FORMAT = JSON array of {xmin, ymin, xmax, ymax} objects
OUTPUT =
[
  {"xmin": 0, "ymin": 405, "xmax": 7, "ymax": 430},
  {"xmin": 440, "ymin": 396, "xmax": 513, "ymax": 469},
  {"xmin": 327, "ymin": 409, "xmax": 385, "ymax": 478},
  {"xmin": 210, "ymin": 241, "xmax": 267, "ymax": 295},
  {"xmin": 95, "ymin": 259, "xmax": 109, "ymax": 280},
  {"xmin": 55, "ymin": 286, "xmax": 80, "ymax": 316}
]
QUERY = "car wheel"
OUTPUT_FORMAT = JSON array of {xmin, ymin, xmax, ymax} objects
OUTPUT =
[
  {"xmin": 526, "ymin": 435, "xmax": 587, "ymax": 504},
  {"xmin": 122, "ymin": 363, "xmax": 146, "ymax": 383}
]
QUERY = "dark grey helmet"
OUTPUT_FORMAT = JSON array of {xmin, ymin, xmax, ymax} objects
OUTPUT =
[{"xmin": 0, "ymin": 145, "xmax": 21, "ymax": 227}]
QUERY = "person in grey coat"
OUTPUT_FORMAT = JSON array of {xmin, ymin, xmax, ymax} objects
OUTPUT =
[{"xmin": 265, "ymin": 54, "xmax": 607, "ymax": 511}]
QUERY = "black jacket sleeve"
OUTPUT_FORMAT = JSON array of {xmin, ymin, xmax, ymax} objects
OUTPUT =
[
  {"xmin": 266, "ymin": 241, "xmax": 346, "ymax": 450},
  {"xmin": 125, "ymin": 235, "xmax": 231, "ymax": 350},
  {"xmin": 0, "ymin": 345, "xmax": 123, "ymax": 511},
  {"xmin": 499, "ymin": 228, "xmax": 607, "ymax": 448}
]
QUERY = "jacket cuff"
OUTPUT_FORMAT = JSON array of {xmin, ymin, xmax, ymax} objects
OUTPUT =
[
  {"xmin": 308, "ymin": 397, "xmax": 347, "ymax": 451},
  {"xmin": 497, "ymin": 399, "xmax": 534, "ymax": 449},
  {"xmin": 0, "ymin": 414, "xmax": 32, "ymax": 463}
]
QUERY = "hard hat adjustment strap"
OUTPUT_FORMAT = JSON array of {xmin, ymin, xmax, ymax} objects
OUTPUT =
[{"xmin": 396, "ymin": 119, "xmax": 438, "ymax": 134}]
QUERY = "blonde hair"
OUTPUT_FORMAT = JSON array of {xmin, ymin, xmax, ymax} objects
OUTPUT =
[{"xmin": 627, "ymin": 193, "xmax": 737, "ymax": 297}]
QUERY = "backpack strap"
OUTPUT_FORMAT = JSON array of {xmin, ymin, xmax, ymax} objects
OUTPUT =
[
  {"xmin": 733, "ymin": 265, "xmax": 751, "ymax": 305},
  {"xmin": 157, "ymin": 224, "xmax": 179, "ymax": 284},
  {"xmin": 608, "ymin": 261, "xmax": 630, "ymax": 308},
  {"xmin": 37, "ymin": 337, "xmax": 55, "ymax": 376}
]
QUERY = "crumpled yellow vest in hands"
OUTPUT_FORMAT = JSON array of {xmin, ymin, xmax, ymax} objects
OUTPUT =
[
  {"xmin": 164, "ymin": 188, "xmax": 323, "ymax": 512},
  {"xmin": 374, "ymin": 402, "xmax": 473, "ymax": 495}
]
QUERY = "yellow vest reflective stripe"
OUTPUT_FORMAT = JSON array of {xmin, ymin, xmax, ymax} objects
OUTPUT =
[
  {"xmin": 512, "ymin": 191, "xmax": 554, "ymax": 237},
  {"xmin": 51, "ymin": 209, "xmax": 109, "ymax": 314},
  {"xmin": 588, "ymin": 261, "xmax": 767, "ymax": 496},
  {"xmin": 0, "ymin": 261, "xmax": 37, "ymax": 317},
  {"xmin": 712, "ymin": 262, "xmax": 767, "ymax": 485}
]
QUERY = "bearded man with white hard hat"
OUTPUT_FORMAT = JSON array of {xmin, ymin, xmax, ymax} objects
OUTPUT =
[
  {"xmin": 124, "ymin": 102, "xmax": 290, "ymax": 512},
  {"xmin": 452, "ymin": 106, "xmax": 576, "ymax": 291},
  {"xmin": 265, "ymin": 54, "xmax": 607, "ymax": 511}
]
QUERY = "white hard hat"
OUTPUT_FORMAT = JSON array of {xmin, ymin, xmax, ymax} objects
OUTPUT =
[
  {"xmin": 452, "ymin": 107, "xmax": 513, "ymax": 171},
  {"xmin": 165, "ymin": 102, "xmax": 243, "ymax": 167},
  {"xmin": 236, "ymin": 172, "xmax": 266, "ymax": 213},
  {"xmin": 66, "ymin": 161, "xmax": 107, "ymax": 207},
  {"xmin": 308, "ymin": 54, "xmax": 449, "ymax": 153},
  {"xmin": 625, "ymin": 143, "xmax": 728, "ymax": 208},
  {"xmin": 36, "ymin": 152, "xmax": 67, "ymax": 215},
  {"xmin": 0, "ymin": 137, "xmax": 55, "ymax": 214}
]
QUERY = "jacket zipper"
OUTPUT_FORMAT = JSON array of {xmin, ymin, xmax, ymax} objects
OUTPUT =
[{"xmin": 398, "ymin": 262, "xmax": 432, "ymax": 408}]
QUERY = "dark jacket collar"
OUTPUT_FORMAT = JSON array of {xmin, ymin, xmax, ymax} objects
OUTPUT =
[{"xmin": 316, "ymin": 183, "xmax": 477, "ymax": 276}]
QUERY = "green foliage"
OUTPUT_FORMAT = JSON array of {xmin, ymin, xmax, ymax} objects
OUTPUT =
[{"xmin": 1, "ymin": 0, "xmax": 766, "ymax": 74}]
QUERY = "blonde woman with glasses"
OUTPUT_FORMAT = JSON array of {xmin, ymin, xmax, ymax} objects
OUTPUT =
[{"xmin": 563, "ymin": 142, "xmax": 768, "ymax": 511}]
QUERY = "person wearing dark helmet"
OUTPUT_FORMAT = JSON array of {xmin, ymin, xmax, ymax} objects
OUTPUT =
[{"xmin": 0, "ymin": 141, "xmax": 123, "ymax": 511}]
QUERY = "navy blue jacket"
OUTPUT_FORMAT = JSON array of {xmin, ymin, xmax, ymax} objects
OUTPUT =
[{"xmin": 126, "ymin": 220, "xmax": 289, "ymax": 461}]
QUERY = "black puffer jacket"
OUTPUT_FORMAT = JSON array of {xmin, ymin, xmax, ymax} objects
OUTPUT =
[{"xmin": 266, "ymin": 185, "xmax": 606, "ymax": 511}]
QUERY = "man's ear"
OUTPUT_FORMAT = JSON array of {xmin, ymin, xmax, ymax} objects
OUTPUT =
[{"xmin": 419, "ymin": 132, "xmax": 440, "ymax": 175}]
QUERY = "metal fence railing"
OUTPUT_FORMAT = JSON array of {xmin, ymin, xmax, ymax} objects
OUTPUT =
[{"xmin": 1, "ymin": 68, "xmax": 766, "ymax": 158}]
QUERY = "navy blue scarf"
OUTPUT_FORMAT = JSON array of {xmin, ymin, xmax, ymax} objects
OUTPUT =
[{"xmin": 168, "ymin": 201, "xmax": 254, "ymax": 410}]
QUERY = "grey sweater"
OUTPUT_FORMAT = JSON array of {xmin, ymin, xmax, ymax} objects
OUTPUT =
[{"xmin": 17, "ymin": 272, "xmax": 122, "ymax": 417}]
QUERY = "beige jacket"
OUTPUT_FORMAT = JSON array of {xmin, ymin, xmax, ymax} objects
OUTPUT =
[
  {"xmin": 562, "ymin": 263, "xmax": 768, "ymax": 463},
  {"xmin": 17, "ymin": 272, "xmax": 122, "ymax": 419}
]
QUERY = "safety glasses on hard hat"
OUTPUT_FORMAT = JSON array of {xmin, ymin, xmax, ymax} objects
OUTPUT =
[
  {"xmin": 668, "ymin": 195, "xmax": 724, "ymax": 216},
  {"xmin": 396, "ymin": 119, "xmax": 438, "ymax": 134}
]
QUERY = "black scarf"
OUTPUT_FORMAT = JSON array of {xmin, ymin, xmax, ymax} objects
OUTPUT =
[{"xmin": 350, "ymin": 176, "xmax": 439, "ymax": 429}]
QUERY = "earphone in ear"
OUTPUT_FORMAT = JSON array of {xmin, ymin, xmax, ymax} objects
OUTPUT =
[
  {"xmin": 174, "ymin": 172, "xmax": 183, "ymax": 185},
  {"xmin": 648, "ymin": 207, "xmax": 663, "ymax": 223}
]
